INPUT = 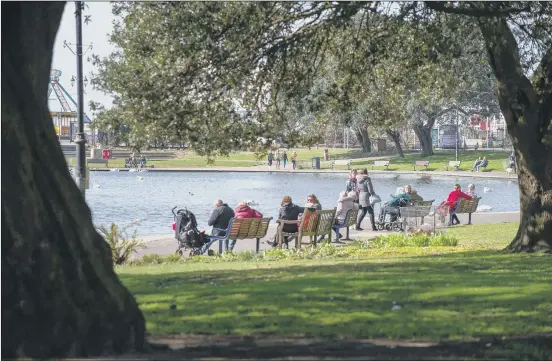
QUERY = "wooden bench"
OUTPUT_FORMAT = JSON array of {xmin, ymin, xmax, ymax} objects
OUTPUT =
[
  {"xmin": 450, "ymin": 197, "xmax": 481, "ymax": 225},
  {"xmin": 412, "ymin": 160, "xmax": 430, "ymax": 171},
  {"xmin": 444, "ymin": 161, "xmax": 461, "ymax": 171},
  {"xmin": 476, "ymin": 162, "xmax": 489, "ymax": 172},
  {"xmin": 371, "ymin": 160, "xmax": 390, "ymax": 170},
  {"xmin": 277, "ymin": 208, "xmax": 336, "ymax": 249},
  {"xmin": 333, "ymin": 208, "xmax": 359, "ymax": 242},
  {"xmin": 211, "ymin": 217, "xmax": 273, "ymax": 254},
  {"xmin": 331, "ymin": 159, "xmax": 352, "ymax": 170}
]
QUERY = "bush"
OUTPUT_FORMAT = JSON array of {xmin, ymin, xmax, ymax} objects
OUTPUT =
[
  {"xmin": 369, "ymin": 233, "xmax": 458, "ymax": 248},
  {"xmin": 98, "ymin": 222, "xmax": 144, "ymax": 265}
]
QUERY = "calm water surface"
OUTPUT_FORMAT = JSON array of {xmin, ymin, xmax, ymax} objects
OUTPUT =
[{"xmin": 86, "ymin": 171, "xmax": 520, "ymax": 236}]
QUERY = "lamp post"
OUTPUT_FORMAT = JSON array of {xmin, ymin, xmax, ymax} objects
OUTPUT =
[
  {"xmin": 455, "ymin": 108, "xmax": 459, "ymax": 162},
  {"xmin": 74, "ymin": 1, "xmax": 87, "ymax": 197}
]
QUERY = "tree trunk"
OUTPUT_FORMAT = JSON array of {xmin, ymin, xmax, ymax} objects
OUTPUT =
[
  {"xmin": 413, "ymin": 123, "xmax": 434, "ymax": 156},
  {"xmin": 360, "ymin": 127, "xmax": 372, "ymax": 153},
  {"xmin": 2, "ymin": 2, "xmax": 147, "ymax": 357},
  {"xmin": 353, "ymin": 128, "xmax": 366, "ymax": 152},
  {"xmin": 477, "ymin": 17, "xmax": 552, "ymax": 252},
  {"xmin": 386, "ymin": 130, "xmax": 404, "ymax": 158}
]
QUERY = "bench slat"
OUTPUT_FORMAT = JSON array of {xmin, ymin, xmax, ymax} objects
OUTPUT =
[{"xmin": 228, "ymin": 217, "xmax": 273, "ymax": 239}]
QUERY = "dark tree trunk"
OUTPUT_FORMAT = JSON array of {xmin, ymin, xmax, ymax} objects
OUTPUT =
[
  {"xmin": 1, "ymin": 2, "xmax": 147, "ymax": 357},
  {"xmin": 413, "ymin": 121, "xmax": 435, "ymax": 156},
  {"xmin": 386, "ymin": 130, "xmax": 404, "ymax": 158},
  {"xmin": 478, "ymin": 17, "xmax": 552, "ymax": 252},
  {"xmin": 360, "ymin": 127, "xmax": 372, "ymax": 153},
  {"xmin": 353, "ymin": 128, "xmax": 366, "ymax": 152}
]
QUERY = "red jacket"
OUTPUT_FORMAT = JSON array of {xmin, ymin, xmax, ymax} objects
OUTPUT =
[
  {"xmin": 444, "ymin": 189, "xmax": 473, "ymax": 208},
  {"xmin": 234, "ymin": 205, "xmax": 263, "ymax": 219}
]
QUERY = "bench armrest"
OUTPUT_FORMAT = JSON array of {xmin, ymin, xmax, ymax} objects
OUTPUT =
[{"xmin": 276, "ymin": 219, "xmax": 299, "ymax": 225}]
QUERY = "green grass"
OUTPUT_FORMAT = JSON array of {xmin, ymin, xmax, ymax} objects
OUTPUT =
[
  {"xmin": 70, "ymin": 149, "xmax": 512, "ymax": 172},
  {"xmin": 117, "ymin": 221, "xmax": 552, "ymax": 358},
  {"xmin": 351, "ymin": 151, "xmax": 510, "ymax": 172}
]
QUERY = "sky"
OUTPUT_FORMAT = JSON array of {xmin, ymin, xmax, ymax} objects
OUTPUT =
[{"xmin": 50, "ymin": 2, "xmax": 116, "ymax": 120}]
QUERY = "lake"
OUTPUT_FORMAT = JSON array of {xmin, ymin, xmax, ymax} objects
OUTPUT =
[{"xmin": 86, "ymin": 171, "xmax": 520, "ymax": 236}]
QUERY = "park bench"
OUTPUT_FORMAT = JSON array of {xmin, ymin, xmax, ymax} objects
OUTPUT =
[
  {"xmin": 476, "ymin": 162, "xmax": 489, "ymax": 172},
  {"xmin": 412, "ymin": 160, "xmax": 430, "ymax": 171},
  {"xmin": 87, "ymin": 159, "xmax": 108, "ymax": 168},
  {"xmin": 450, "ymin": 197, "xmax": 481, "ymax": 225},
  {"xmin": 333, "ymin": 208, "xmax": 359, "ymax": 243},
  {"xmin": 331, "ymin": 159, "xmax": 352, "ymax": 170},
  {"xmin": 371, "ymin": 160, "xmax": 390, "ymax": 170},
  {"xmin": 444, "ymin": 161, "xmax": 461, "ymax": 171},
  {"xmin": 400, "ymin": 200, "xmax": 435, "ymax": 227},
  {"xmin": 211, "ymin": 217, "xmax": 273, "ymax": 254},
  {"xmin": 277, "ymin": 208, "xmax": 336, "ymax": 249}
]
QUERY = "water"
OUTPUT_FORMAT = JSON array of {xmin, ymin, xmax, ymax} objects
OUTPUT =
[{"xmin": 86, "ymin": 171, "xmax": 520, "ymax": 237}]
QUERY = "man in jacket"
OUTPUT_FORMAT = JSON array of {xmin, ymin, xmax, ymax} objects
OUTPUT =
[
  {"xmin": 208, "ymin": 199, "xmax": 235, "ymax": 235},
  {"xmin": 201, "ymin": 200, "xmax": 235, "ymax": 254}
]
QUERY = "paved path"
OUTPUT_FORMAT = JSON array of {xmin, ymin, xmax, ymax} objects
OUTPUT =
[
  {"xmin": 134, "ymin": 211, "xmax": 520, "ymax": 259},
  {"xmin": 94, "ymin": 165, "xmax": 518, "ymax": 180}
]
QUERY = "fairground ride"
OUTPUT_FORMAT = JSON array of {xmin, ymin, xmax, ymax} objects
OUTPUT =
[{"xmin": 49, "ymin": 69, "xmax": 92, "ymax": 140}]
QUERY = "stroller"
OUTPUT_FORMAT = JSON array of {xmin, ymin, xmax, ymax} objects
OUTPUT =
[
  {"xmin": 172, "ymin": 206, "xmax": 213, "ymax": 256},
  {"xmin": 375, "ymin": 198, "xmax": 414, "ymax": 231}
]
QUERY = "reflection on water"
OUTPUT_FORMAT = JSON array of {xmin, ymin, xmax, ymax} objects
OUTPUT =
[{"xmin": 86, "ymin": 171, "xmax": 520, "ymax": 236}]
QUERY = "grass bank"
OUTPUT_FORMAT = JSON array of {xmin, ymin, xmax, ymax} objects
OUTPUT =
[
  {"xmin": 118, "ymin": 222, "xmax": 552, "ymax": 359},
  {"xmin": 351, "ymin": 150, "xmax": 510, "ymax": 172},
  {"xmin": 74, "ymin": 148, "xmax": 512, "ymax": 172}
]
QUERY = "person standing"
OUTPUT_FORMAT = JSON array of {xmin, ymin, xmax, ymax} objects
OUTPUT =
[
  {"xmin": 346, "ymin": 169, "xmax": 359, "ymax": 203},
  {"xmin": 282, "ymin": 151, "xmax": 288, "ymax": 169},
  {"xmin": 509, "ymin": 151, "xmax": 516, "ymax": 173},
  {"xmin": 275, "ymin": 151, "xmax": 281, "ymax": 169},
  {"xmin": 267, "ymin": 151, "xmax": 274, "ymax": 170},
  {"xmin": 355, "ymin": 168, "xmax": 377, "ymax": 231},
  {"xmin": 291, "ymin": 151, "xmax": 297, "ymax": 169}
]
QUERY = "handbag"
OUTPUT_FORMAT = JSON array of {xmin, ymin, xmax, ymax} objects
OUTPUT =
[{"xmin": 369, "ymin": 194, "xmax": 381, "ymax": 207}]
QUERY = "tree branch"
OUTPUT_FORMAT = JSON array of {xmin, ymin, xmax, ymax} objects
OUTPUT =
[
  {"xmin": 534, "ymin": 46, "xmax": 552, "ymax": 131},
  {"xmin": 424, "ymin": 1, "xmax": 531, "ymax": 18}
]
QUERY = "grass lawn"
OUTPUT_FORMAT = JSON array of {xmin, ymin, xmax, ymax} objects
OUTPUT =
[
  {"xmin": 351, "ymin": 150, "xmax": 510, "ymax": 172},
  {"xmin": 71, "ymin": 149, "xmax": 512, "ymax": 172},
  {"xmin": 118, "ymin": 222, "xmax": 551, "ymax": 359}
]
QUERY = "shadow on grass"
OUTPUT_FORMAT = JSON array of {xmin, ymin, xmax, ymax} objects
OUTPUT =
[
  {"xmin": 120, "ymin": 250, "xmax": 551, "ymax": 353},
  {"xmin": 129, "ymin": 333, "xmax": 552, "ymax": 360}
]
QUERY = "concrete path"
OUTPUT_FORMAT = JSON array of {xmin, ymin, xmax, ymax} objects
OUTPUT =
[
  {"xmin": 93, "ymin": 165, "xmax": 519, "ymax": 180},
  {"xmin": 134, "ymin": 211, "xmax": 520, "ymax": 259}
]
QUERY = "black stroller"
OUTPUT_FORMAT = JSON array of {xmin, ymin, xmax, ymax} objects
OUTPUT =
[{"xmin": 172, "ymin": 206, "xmax": 213, "ymax": 256}]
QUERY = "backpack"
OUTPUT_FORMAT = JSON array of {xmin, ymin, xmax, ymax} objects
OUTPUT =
[{"xmin": 175, "ymin": 209, "xmax": 204, "ymax": 248}]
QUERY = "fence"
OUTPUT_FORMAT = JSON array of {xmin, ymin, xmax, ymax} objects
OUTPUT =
[{"xmin": 400, "ymin": 205, "xmax": 450, "ymax": 235}]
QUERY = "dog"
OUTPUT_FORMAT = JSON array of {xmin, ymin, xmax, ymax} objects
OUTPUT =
[{"xmin": 506, "ymin": 167, "xmax": 513, "ymax": 175}]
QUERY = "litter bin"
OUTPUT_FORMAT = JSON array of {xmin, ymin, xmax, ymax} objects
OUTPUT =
[{"xmin": 312, "ymin": 156, "xmax": 321, "ymax": 170}]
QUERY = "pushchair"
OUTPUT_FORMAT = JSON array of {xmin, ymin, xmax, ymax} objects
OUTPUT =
[{"xmin": 172, "ymin": 206, "xmax": 213, "ymax": 256}]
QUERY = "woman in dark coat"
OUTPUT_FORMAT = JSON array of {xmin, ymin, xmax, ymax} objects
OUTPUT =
[
  {"xmin": 356, "ymin": 168, "xmax": 377, "ymax": 231},
  {"xmin": 268, "ymin": 195, "xmax": 302, "ymax": 248}
]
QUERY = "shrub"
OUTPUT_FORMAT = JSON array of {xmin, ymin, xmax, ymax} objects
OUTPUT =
[
  {"xmin": 369, "ymin": 233, "xmax": 458, "ymax": 248},
  {"xmin": 98, "ymin": 222, "xmax": 144, "ymax": 265}
]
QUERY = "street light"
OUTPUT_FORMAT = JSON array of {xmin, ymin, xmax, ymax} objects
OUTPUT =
[
  {"xmin": 74, "ymin": 1, "xmax": 86, "ymax": 197},
  {"xmin": 455, "ymin": 108, "xmax": 459, "ymax": 162}
]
